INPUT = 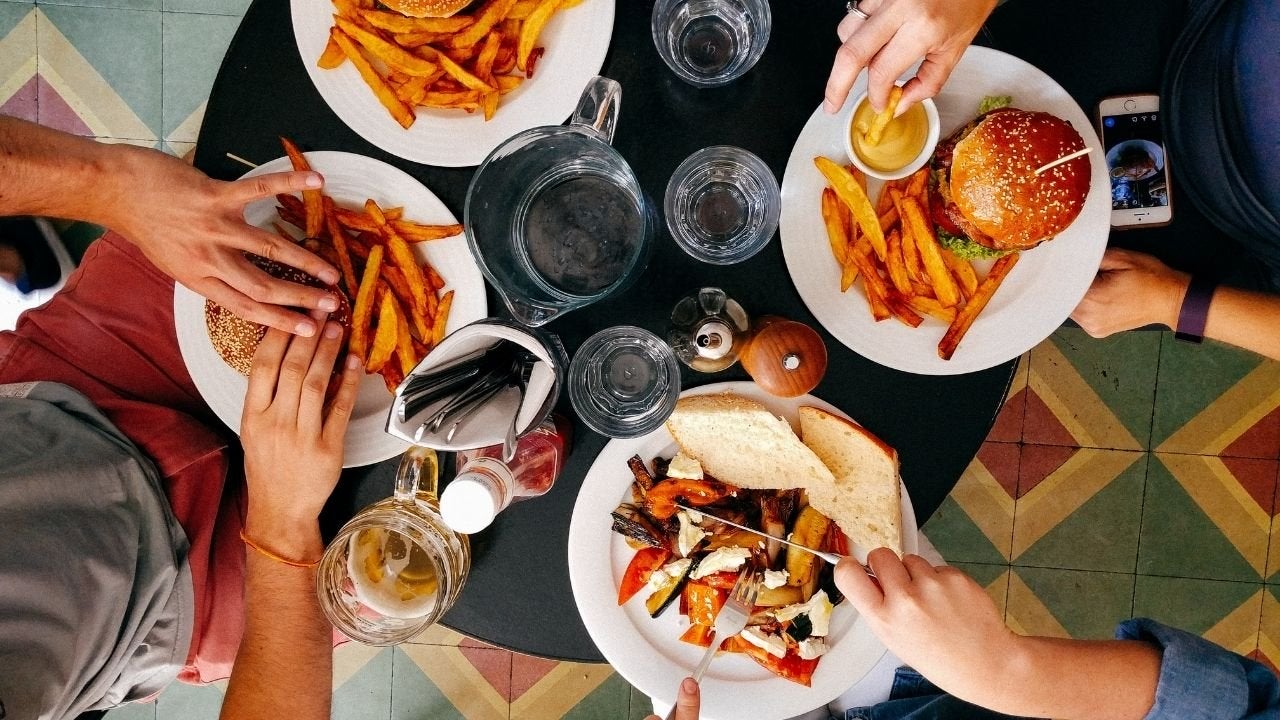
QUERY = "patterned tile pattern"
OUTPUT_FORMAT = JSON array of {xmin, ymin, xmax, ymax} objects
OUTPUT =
[{"xmin": 4, "ymin": 2, "xmax": 1274, "ymax": 716}]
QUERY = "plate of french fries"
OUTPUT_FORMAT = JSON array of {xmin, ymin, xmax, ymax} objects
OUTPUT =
[
  {"xmin": 292, "ymin": 0, "xmax": 614, "ymax": 167},
  {"xmin": 780, "ymin": 47, "xmax": 1110, "ymax": 375},
  {"xmin": 174, "ymin": 148, "xmax": 487, "ymax": 468}
]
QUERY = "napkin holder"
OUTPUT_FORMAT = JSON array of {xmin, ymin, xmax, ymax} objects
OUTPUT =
[{"xmin": 386, "ymin": 320, "xmax": 567, "ymax": 452}]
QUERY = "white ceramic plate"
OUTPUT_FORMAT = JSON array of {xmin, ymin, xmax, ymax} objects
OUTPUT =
[
  {"xmin": 568, "ymin": 381, "xmax": 919, "ymax": 720},
  {"xmin": 173, "ymin": 151, "xmax": 488, "ymax": 468},
  {"xmin": 290, "ymin": 0, "xmax": 615, "ymax": 167},
  {"xmin": 780, "ymin": 46, "xmax": 1110, "ymax": 375}
]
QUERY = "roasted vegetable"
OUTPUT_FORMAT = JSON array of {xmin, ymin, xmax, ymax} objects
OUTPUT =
[
  {"xmin": 706, "ymin": 529, "xmax": 764, "ymax": 552},
  {"xmin": 611, "ymin": 503, "xmax": 669, "ymax": 550},
  {"xmin": 617, "ymin": 547, "xmax": 670, "ymax": 605},
  {"xmin": 754, "ymin": 584, "xmax": 804, "ymax": 607},
  {"xmin": 786, "ymin": 506, "xmax": 831, "ymax": 588},
  {"xmin": 646, "ymin": 556, "xmax": 698, "ymax": 618},
  {"xmin": 683, "ymin": 582, "xmax": 728, "ymax": 627},
  {"xmin": 645, "ymin": 478, "xmax": 737, "ymax": 520},
  {"xmin": 627, "ymin": 454, "xmax": 656, "ymax": 492}
]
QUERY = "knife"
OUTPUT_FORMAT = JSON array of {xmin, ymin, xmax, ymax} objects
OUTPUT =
[{"xmin": 675, "ymin": 503, "xmax": 847, "ymax": 566}]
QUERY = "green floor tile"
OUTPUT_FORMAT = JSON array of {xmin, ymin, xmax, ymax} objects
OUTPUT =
[
  {"xmin": 1011, "ymin": 567, "xmax": 1134, "ymax": 639},
  {"xmin": 163, "ymin": 0, "xmax": 250, "ymax": 15},
  {"xmin": 155, "ymin": 680, "xmax": 223, "ymax": 720},
  {"xmin": 1153, "ymin": 334, "xmax": 1274, "ymax": 451},
  {"xmin": 38, "ymin": 4, "xmax": 161, "ymax": 138},
  {"xmin": 1137, "ymin": 455, "xmax": 1265, "ymax": 582},
  {"xmin": 922, "ymin": 495, "xmax": 1009, "ymax": 565},
  {"xmin": 953, "ymin": 561, "xmax": 1010, "ymax": 588},
  {"xmin": 334, "ymin": 647, "xmax": 393, "ymax": 720},
  {"xmin": 161, "ymin": 11, "xmax": 238, "ymax": 141},
  {"xmin": 40, "ymin": 0, "xmax": 159, "ymax": 10},
  {"xmin": 1013, "ymin": 450, "xmax": 1146, "ymax": 573},
  {"xmin": 390, "ymin": 648, "xmax": 466, "ymax": 720},
  {"xmin": 1133, "ymin": 575, "xmax": 1263, "ymax": 639},
  {"xmin": 1045, "ymin": 326, "xmax": 1161, "ymax": 448},
  {"xmin": 564, "ymin": 671, "xmax": 631, "ymax": 720},
  {"xmin": 628, "ymin": 683, "xmax": 654, "ymax": 720}
]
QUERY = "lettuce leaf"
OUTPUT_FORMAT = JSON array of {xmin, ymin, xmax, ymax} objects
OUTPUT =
[{"xmin": 977, "ymin": 95, "xmax": 1013, "ymax": 115}]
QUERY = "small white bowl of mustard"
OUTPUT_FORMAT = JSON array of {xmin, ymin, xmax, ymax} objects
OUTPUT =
[{"xmin": 843, "ymin": 90, "xmax": 940, "ymax": 181}]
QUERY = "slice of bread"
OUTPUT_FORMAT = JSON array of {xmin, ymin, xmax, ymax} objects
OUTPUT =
[
  {"xmin": 799, "ymin": 406, "xmax": 903, "ymax": 555},
  {"xmin": 665, "ymin": 394, "xmax": 836, "ymax": 491}
]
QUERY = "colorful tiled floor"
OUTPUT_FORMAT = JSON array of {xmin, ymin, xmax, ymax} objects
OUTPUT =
[{"xmin": 3, "ymin": 2, "xmax": 1278, "ymax": 717}]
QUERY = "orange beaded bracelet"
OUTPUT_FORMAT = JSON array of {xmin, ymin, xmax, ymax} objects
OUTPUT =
[{"xmin": 239, "ymin": 530, "xmax": 321, "ymax": 569}]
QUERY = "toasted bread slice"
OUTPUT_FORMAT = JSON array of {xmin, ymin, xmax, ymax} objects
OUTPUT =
[
  {"xmin": 799, "ymin": 406, "xmax": 902, "ymax": 554},
  {"xmin": 665, "ymin": 394, "xmax": 836, "ymax": 491}
]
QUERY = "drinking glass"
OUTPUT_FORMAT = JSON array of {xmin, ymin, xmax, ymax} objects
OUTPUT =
[
  {"xmin": 465, "ymin": 76, "xmax": 655, "ymax": 327},
  {"xmin": 568, "ymin": 326, "xmax": 681, "ymax": 439},
  {"xmin": 651, "ymin": 0, "xmax": 771, "ymax": 88},
  {"xmin": 317, "ymin": 448, "xmax": 470, "ymax": 645},
  {"xmin": 664, "ymin": 146, "xmax": 780, "ymax": 264}
]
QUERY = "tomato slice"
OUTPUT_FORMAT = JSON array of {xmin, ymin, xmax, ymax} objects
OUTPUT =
[
  {"xmin": 699, "ymin": 571, "xmax": 741, "ymax": 590},
  {"xmin": 683, "ymin": 582, "xmax": 728, "ymax": 627},
  {"xmin": 720, "ymin": 635, "xmax": 819, "ymax": 686},
  {"xmin": 617, "ymin": 547, "xmax": 670, "ymax": 605}
]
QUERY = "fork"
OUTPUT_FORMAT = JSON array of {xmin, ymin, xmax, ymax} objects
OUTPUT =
[{"xmin": 664, "ymin": 567, "xmax": 760, "ymax": 720}]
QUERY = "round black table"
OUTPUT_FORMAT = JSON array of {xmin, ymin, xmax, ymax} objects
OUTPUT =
[{"xmin": 194, "ymin": 0, "xmax": 1200, "ymax": 663}]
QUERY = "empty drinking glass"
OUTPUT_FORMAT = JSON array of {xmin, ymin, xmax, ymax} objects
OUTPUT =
[
  {"xmin": 568, "ymin": 326, "xmax": 681, "ymax": 439},
  {"xmin": 665, "ymin": 146, "xmax": 780, "ymax": 264},
  {"xmin": 651, "ymin": 0, "xmax": 771, "ymax": 87}
]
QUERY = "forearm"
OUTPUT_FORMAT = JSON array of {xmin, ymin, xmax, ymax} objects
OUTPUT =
[
  {"xmin": 1204, "ymin": 287, "xmax": 1280, "ymax": 361},
  {"xmin": 220, "ymin": 517, "xmax": 331, "ymax": 720},
  {"xmin": 0, "ymin": 116, "xmax": 133, "ymax": 227},
  {"xmin": 960, "ymin": 636, "xmax": 1161, "ymax": 720}
]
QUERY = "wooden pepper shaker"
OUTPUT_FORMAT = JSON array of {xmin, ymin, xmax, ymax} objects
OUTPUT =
[{"xmin": 739, "ymin": 316, "xmax": 828, "ymax": 398}]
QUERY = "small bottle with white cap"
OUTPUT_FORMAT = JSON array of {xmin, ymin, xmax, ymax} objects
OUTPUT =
[{"xmin": 440, "ymin": 416, "xmax": 569, "ymax": 534}]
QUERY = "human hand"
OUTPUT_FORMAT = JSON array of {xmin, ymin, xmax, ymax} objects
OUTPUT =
[
  {"xmin": 1071, "ymin": 248, "xmax": 1190, "ymax": 337},
  {"xmin": 823, "ymin": 0, "xmax": 998, "ymax": 115},
  {"xmin": 835, "ymin": 549, "xmax": 1022, "ymax": 702},
  {"xmin": 106, "ymin": 145, "xmax": 341, "ymax": 337},
  {"xmin": 644, "ymin": 677, "xmax": 699, "ymax": 720},
  {"xmin": 241, "ymin": 316, "xmax": 362, "ymax": 555}
]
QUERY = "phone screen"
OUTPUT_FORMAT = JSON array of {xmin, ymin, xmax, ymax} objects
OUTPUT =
[{"xmin": 1101, "ymin": 111, "xmax": 1170, "ymax": 211}]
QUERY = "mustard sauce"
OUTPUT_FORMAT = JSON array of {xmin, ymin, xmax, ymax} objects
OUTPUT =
[{"xmin": 851, "ymin": 100, "xmax": 929, "ymax": 173}]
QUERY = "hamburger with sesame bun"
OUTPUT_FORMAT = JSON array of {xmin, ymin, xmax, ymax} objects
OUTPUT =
[
  {"xmin": 930, "ymin": 106, "xmax": 1091, "ymax": 260},
  {"xmin": 204, "ymin": 256, "xmax": 351, "ymax": 376},
  {"xmin": 381, "ymin": 0, "xmax": 472, "ymax": 17}
]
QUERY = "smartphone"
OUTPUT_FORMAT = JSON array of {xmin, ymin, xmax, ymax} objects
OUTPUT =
[{"xmin": 1097, "ymin": 95, "xmax": 1174, "ymax": 228}]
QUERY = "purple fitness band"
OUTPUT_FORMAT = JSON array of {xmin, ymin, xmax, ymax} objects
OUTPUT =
[{"xmin": 1175, "ymin": 275, "xmax": 1217, "ymax": 343}]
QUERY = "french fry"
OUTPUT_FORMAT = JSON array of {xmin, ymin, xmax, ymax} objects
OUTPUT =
[
  {"xmin": 863, "ymin": 86, "xmax": 903, "ymax": 146},
  {"xmin": 885, "ymin": 229, "xmax": 913, "ymax": 296},
  {"xmin": 279, "ymin": 137, "xmax": 323, "ymax": 239},
  {"xmin": 417, "ymin": 47, "xmax": 495, "ymax": 92},
  {"xmin": 397, "ymin": 222, "xmax": 463, "ymax": 242},
  {"xmin": 276, "ymin": 193, "xmax": 306, "ymax": 228},
  {"xmin": 389, "ymin": 291, "xmax": 417, "ymax": 376},
  {"xmin": 318, "ymin": 34, "xmax": 346, "ymax": 69},
  {"xmin": 906, "ymin": 295, "xmax": 958, "ymax": 324},
  {"xmin": 431, "ymin": 290, "xmax": 454, "ymax": 346},
  {"xmin": 496, "ymin": 75, "xmax": 524, "ymax": 93},
  {"xmin": 939, "ymin": 253, "xmax": 1020, "ymax": 360},
  {"xmin": 360, "ymin": 9, "xmax": 473, "ymax": 34},
  {"xmin": 821, "ymin": 188, "xmax": 847, "ymax": 267},
  {"xmin": 517, "ymin": 0, "xmax": 562, "ymax": 72},
  {"xmin": 892, "ymin": 189, "xmax": 959, "ymax": 306},
  {"xmin": 365, "ymin": 200, "xmax": 430, "ymax": 318},
  {"xmin": 334, "ymin": 15, "xmax": 440, "ymax": 77},
  {"xmin": 382, "ymin": 266, "xmax": 430, "ymax": 340},
  {"xmin": 941, "ymin": 247, "xmax": 979, "ymax": 298},
  {"xmin": 846, "ymin": 241, "xmax": 891, "ymax": 321},
  {"xmin": 420, "ymin": 90, "xmax": 482, "ymax": 110},
  {"xmin": 331, "ymin": 0, "xmax": 364, "ymax": 19},
  {"xmin": 424, "ymin": 264, "xmax": 446, "ymax": 293},
  {"xmin": 323, "ymin": 198, "xmax": 360, "ymax": 297},
  {"xmin": 330, "ymin": 28, "xmax": 416, "ymax": 129},
  {"xmin": 814, "ymin": 156, "xmax": 886, "ymax": 261},
  {"xmin": 395, "ymin": 31, "xmax": 449, "ymax": 48},
  {"xmin": 367, "ymin": 290, "xmax": 399, "ymax": 373},
  {"xmin": 350, "ymin": 244, "xmax": 384, "ymax": 361},
  {"xmin": 476, "ymin": 31, "xmax": 502, "ymax": 79},
  {"xmin": 875, "ymin": 179, "xmax": 900, "ymax": 216},
  {"xmin": 447, "ymin": 0, "xmax": 519, "ymax": 49},
  {"xmin": 884, "ymin": 291, "xmax": 924, "ymax": 328},
  {"xmin": 905, "ymin": 167, "xmax": 929, "ymax": 201}
]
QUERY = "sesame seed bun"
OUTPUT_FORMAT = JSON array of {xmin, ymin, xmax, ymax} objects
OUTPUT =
[
  {"xmin": 204, "ymin": 256, "xmax": 351, "ymax": 376},
  {"xmin": 381, "ymin": 0, "xmax": 472, "ymax": 17},
  {"xmin": 948, "ymin": 109, "xmax": 1090, "ymax": 251}
]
